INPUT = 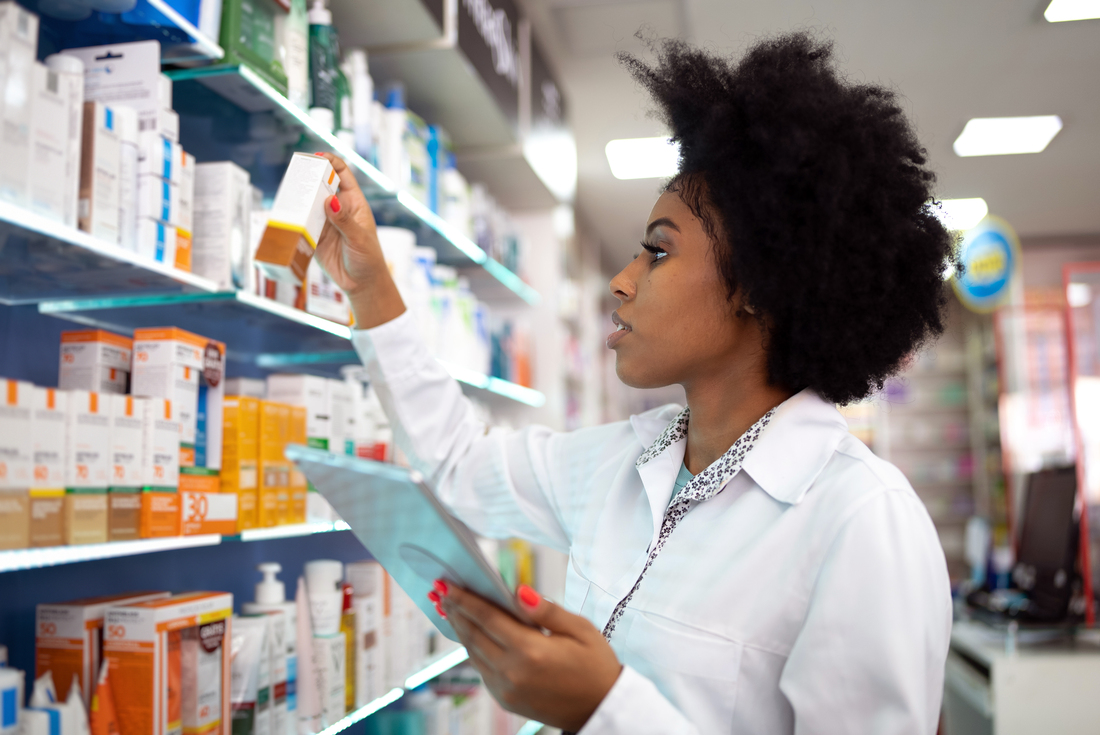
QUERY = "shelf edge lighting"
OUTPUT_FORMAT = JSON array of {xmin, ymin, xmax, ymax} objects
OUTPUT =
[
  {"xmin": 932, "ymin": 198, "xmax": 989, "ymax": 232},
  {"xmin": 605, "ymin": 137, "xmax": 680, "ymax": 180},
  {"xmin": 1044, "ymin": 0, "xmax": 1100, "ymax": 21},
  {"xmin": 953, "ymin": 116, "xmax": 1063, "ymax": 157}
]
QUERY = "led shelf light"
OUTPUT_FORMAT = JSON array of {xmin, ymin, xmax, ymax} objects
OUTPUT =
[
  {"xmin": 0, "ymin": 534, "xmax": 222, "ymax": 574},
  {"xmin": 605, "ymin": 137, "xmax": 680, "ymax": 180},
  {"xmin": 1044, "ymin": 0, "xmax": 1100, "ymax": 22},
  {"xmin": 953, "ymin": 116, "xmax": 1063, "ymax": 157}
]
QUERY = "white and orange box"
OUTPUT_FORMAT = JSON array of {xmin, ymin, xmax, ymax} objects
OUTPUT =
[
  {"xmin": 59, "ymin": 329, "xmax": 132, "ymax": 395},
  {"xmin": 104, "ymin": 592, "xmax": 232, "ymax": 735},
  {"xmin": 64, "ymin": 390, "xmax": 110, "ymax": 545},
  {"xmin": 30, "ymin": 387, "xmax": 67, "ymax": 547},
  {"xmin": 35, "ymin": 591, "xmax": 169, "ymax": 708},
  {"xmin": 139, "ymin": 397, "xmax": 181, "ymax": 538},
  {"xmin": 131, "ymin": 327, "xmax": 224, "ymax": 472},
  {"xmin": 0, "ymin": 378, "xmax": 33, "ymax": 549},
  {"xmin": 179, "ymin": 489, "xmax": 237, "ymax": 536},
  {"xmin": 108, "ymin": 394, "xmax": 146, "ymax": 542}
]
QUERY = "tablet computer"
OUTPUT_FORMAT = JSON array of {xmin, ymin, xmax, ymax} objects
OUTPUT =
[{"xmin": 285, "ymin": 444, "xmax": 535, "ymax": 641}]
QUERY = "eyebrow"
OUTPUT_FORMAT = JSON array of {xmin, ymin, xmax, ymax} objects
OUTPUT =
[{"xmin": 645, "ymin": 217, "xmax": 681, "ymax": 236}]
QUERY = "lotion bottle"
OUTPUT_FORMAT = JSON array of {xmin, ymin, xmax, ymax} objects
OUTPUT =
[{"xmin": 243, "ymin": 562, "xmax": 299, "ymax": 735}]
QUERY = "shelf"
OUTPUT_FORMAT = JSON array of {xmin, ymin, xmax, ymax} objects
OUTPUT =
[
  {"xmin": 0, "ymin": 533, "xmax": 221, "ymax": 573},
  {"xmin": 166, "ymin": 64, "xmax": 539, "ymax": 305},
  {"xmin": 27, "ymin": 0, "xmax": 223, "ymax": 64}
]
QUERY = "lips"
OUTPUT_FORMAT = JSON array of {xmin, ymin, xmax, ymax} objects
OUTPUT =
[{"xmin": 607, "ymin": 311, "xmax": 632, "ymax": 349}]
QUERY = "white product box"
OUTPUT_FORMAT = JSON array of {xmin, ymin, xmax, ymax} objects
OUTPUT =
[
  {"xmin": 176, "ymin": 151, "xmax": 196, "ymax": 271},
  {"xmin": 138, "ymin": 130, "xmax": 181, "ymax": 183},
  {"xmin": 43, "ymin": 54, "xmax": 84, "ymax": 229},
  {"xmin": 60, "ymin": 41, "xmax": 168, "ymax": 134},
  {"xmin": 304, "ymin": 259, "xmax": 351, "ymax": 325},
  {"xmin": 31, "ymin": 387, "xmax": 67, "ymax": 490},
  {"xmin": 132, "ymin": 327, "xmax": 224, "ymax": 470},
  {"xmin": 156, "ymin": 107, "xmax": 179, "ymax": 143},
  {"xmin": 254, "ymin": 152, "xmax": 338, "ymax": 284},
  {"xmin": 27, "ymin": 62, "xmax": 72, "ymax": 224},
  {"xmin": 115, "ymin": 105, "xmax": 140, "ymax": 251},
  {"xmin": 138, "ymin": 174, "xmax": 179, "ymax": 224},
  {"xmin": 265, "ymin": 375, "xmax": 331, "ymax": 448},
  {"xmin": 59, "ymin": 329, "xmax": 132, "ymax": 393},
  {"xmin": 0, "ymin": 378, "xmax": 33, "ymax": 489},
  {"xmin": 345, "ymin": 561, "xmax": 386, "ymax": 708},
  {"xmin": 327, "ymin": 380, "xmax": 351, "ymax": 456},
  {"xmin": 136, "ymin": 218, "xmax": 177, "ymax": 266},
  {"xmin": 158, "ymin": 73, "xmax": 172, "ymax": 110},
  {"xmin": 311, "ymin": 633, "xmax": 345, "ymax": 729},
  {"xmin": 109, "ymin": 395, "xmax": 145, "ymax": 488},
  {"xmin": 78, "ymin": 102, "xmax": 121, "ymax": 242},
  {"xmin": 193, "ymin": 161, "xmax": 252, "ymax": 290},
  {"xmin": 0, "ymin": 1, "xmax": 38, "ymax": 206},
  {"xmin": 65, "ymin": 391, "xmax": 110, "ymax": 489},
  {"xmin": 233, "ymin": 614, "xmax": 273, "ymax": 735},
  {"xmin": 224, "ymin": 378, "xmax": 266, "ymax": 398},
  {"xmin": 140, "ymin": 397, "xmax": 179, "ymax": 489}
]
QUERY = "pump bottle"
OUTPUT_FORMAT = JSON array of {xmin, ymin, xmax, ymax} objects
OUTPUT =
[{"xmin": 243, "ymin": 562, "xmax": 299, "ymax": 735}]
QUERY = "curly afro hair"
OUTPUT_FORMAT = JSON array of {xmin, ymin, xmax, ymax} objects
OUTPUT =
[{"xmin": 620, "ymin": 33, "xmax": 956, "ymax": 405}]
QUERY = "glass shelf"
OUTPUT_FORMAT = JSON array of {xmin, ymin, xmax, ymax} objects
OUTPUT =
[
  {"xmin": 0, "ymin": 533, "xmax": 222, "ymax": 573},
  {"xmin": 27, "ymin": 0, "xmax": 224, "ymax": 64},
  {"xmin": 167, "ymin": 64, "xmax": 539, "ymax": 306}
]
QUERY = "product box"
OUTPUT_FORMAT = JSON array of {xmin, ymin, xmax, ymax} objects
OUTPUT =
[
  {"xmin": 59, "ymin": 329, "xmax": 132, "ymax": 394},
  {"xmin": 43, "ymin": 53, "xmax": 85, "ymax": 229},
  {"xmin": 138, "ymin": 174, "xmax": 180, "ymax": 224},
  {"xmin": 224, "ymin": 378, "xmax": 265, "ymax": 399},
  {"xmin": 132, "ymin": 327, "xmax": 225, "ymax": 470},
  {"xmin": 180, "ymin": 488, "xmax": 238, "ymax": 535},
  {"xmin": 0, "ymin": 378, "xmax": 33, "ymax": 550},
  {"xmin": 311, "ymin": 633, "xmax": 345, "ymax": 729},
  {"xmin": 64, "ymin": 390, "xmax": 110, "ymax": 545},
  {"xmin": 0, "ymin": 1, "xmax": 38, "ymax": 206},
  {"xmin": 176, "ymin": 151, "xmax": 196, "ymax": 272},
  {"xmin": 27, "ymin": 62, "xmax": 72, "ymax": 223},
  {"xmin": 35, "ymin": 591, "xmax": 169, "ymax": 707},
  {"xmin": 221, "ymin": 396, "xmax": 259, "ymax": 531},
  {"xmin": 104, "ymin": 592, "xmax": 232, "ymax": 735},
  {"xmin": 287, "ymin": 406, "xmax": 307, "ymax": 524},
  {"xmin": 61, "ymin": 41, "xmax": 165, "ymax": 134},
  {"xmin": 257, "ymin": 401, "xmax": 289, "ymax": 528},
  {"xmin": 192, "ymin": 161, "xmax": 253, "ymax": 290},
  {"xmin": 110, "ymin": 395, "xmax": 145, "ymax": 488},
  {"xmin": 232, "ymin": 614, "xmax": 273, "ymax": 735},
  {"xmin": 328, "ymin": 380, "xmax": 352, "ymax": 456},
  {"xmin": 78, "ymin": 102, "xmax": 121, "ymax": 242},
  {"xmin": 254, "ymin": 153, "xmax": 338, "ymax": 284},
  {"xmin": 139, "ymin": 397, "xmax": 180, "ymax": 539},
  {"xmin": 138, "ymin": 130, "xmax": 182, "ymax": 183},
  {"xmin": 265, "ymin": 375, "xmax": 331, "ymax": 449},
  {"xmin": 304, "ymin": 260, "xmax": 351, "ymax": 325},
  {"xmin": 30, "ymin": 387, "xmax": 67, "ymax": 547},
  {"xmin": 137, "ymin": 218, "xmax": 178, "ymax": 266},
  {"xmin": 116, "ymin": 104, "xmax": 140, "ymax": 252},
  {"xmin": 345, "ymin": 561, "xmax": 386, "ymax": 708}
]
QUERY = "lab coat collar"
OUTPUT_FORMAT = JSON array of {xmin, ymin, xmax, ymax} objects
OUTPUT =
[{"xmin": 630, "ymin": 404, "xmax": 688, "ymax": 541}]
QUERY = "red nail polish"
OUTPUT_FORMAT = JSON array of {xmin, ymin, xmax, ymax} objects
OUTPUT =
[
  {"xmin": 329, "ymin": 196, "xmax": 341, "ymax": 213},
  {"xmin": 518, "ymin": 584, "xmax": 540, "ymax": 608},
  {"xmin": 314, "ymin": 152, "xmax": 325, "ymax": 156},
  {"xmin": 434, "ymin": 603, "xmax": 446, "ymax": 619},
  {"xmin": 433, "ymin": 580, "xmax": 449, "ymax": 596},
  {"xmin": 427, "ymin": 591, "xmax": 440, "ymax": 604}
]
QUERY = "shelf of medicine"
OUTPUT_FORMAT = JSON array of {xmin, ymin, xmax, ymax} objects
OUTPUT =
[
  {"xmin": 25, "ymin": 0, "xmax": 224, "ymax": 64},
  {"xmin": 166, "ymin": 64, "xmax": 540, "ymax": 305}
]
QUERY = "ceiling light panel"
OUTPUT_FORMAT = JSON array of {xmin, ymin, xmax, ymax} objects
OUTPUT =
[
  {"xmin": 605, "ymin": 137, "xmax": 680, "ymax": 180},
  {"xmin": 933, "ymin": 198, "xmax": 989, "ymax": 231},
  {"xmin": 1044, "ymin": 0, "xmax": 1100, "ymax": 22},
  {"xmin": 953, "ymin": 116, "xmax": 1063, "ymax": 157}
]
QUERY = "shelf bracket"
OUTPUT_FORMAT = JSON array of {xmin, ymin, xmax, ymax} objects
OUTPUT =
[{"xmin": 364, "ymin": 0, "xmax": 458, "ymax": 55}]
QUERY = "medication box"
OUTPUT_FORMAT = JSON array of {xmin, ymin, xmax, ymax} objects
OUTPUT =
[
  {"xmin": 0, "ymin": 1, "xmax": 38, "ymax": 206},
  {"xmin": 137, "ymin": 218, "xmax": 178, "ymax": 266},
  {"xmin": 44, "ymin": 53, "xmax": 85, "ymax": 229},
  {"xmin": 60, "ymin": 41, "xmax": 164, "ymax": 134},
  {"xmin": 104, "ymin": 592, "xmax": 233, "ymax": 735},
  {"xmin": 192, "ymin": 161, "xmax": 253, "ymax": 290},
  {"xmin": 28, "ymin": 62, "xmax": 72, "ymax": 224},
  {"xmin": 138, "ymin": 174, "xmax": 180, "ymax": 224},
  {"xmin": 176, "ymin": 151, "xmax": 196, "ymax": 272},
  {"xmin": 221, "ymin": 396, "xmax": 259, "ymax": 531},
  {"xmin": 35, "ymin": 591, "xmax": 169, "ymax": 707},
  {"xmin": 0, "ymin": 378, "xmax": 33, "ymax": 550},
  {"xmin": 30, "ymin": 387, "xmax": 67, "ymax": 548},
  {"xmin": 253, "ymin": 153, "xmax": 338, "ymax": 284},
  {"xmin": 59, "ymin": 329, "xmax": 132, "ymax": 394},
  {"xmin": 138, "ymin": 131, "xmax": 182, "ymax": 183},
  {"xmin": 78, "ymin": 102, "xmax": 121, "ymax": 242}
]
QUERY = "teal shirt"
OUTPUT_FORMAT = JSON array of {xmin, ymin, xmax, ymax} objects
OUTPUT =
[{"xmin": 670, "ymin": 462, "xmax": 695, "ymax": 505}]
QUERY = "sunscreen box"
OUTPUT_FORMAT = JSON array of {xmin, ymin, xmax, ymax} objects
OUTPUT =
[
  {"xmin": 0, "ymin": 1, "xmax": 38, "ymax": 206},
  {"xmin": 287, "ymin": 405, "xmax": 307, "ymax": 524},
  {"xmin": 221, "ymin": 396, "xmax": 259, "ymax": 531},
  {"xmin": 192, "ymin": 161, "xmax": 253, "ymax": 290},
  {"xmin": 43, "ymin": 53, "xmax": 84, "ymax": 229},
  {"xmin": 0, "ymin": 378, "xmax": 33, "ymax": 550},
  {"xmin": 253, "ymin": 152, "xmax": 338, "ymax": 284},
  {"xmin": 110, "ymin": 395, "xmax": 145, "ymax": 488},
  {"xmin": 78, "ymin": 102, "xmax": 121, "ymax": 242},
  {"xmin": 138, "ymin": 396, "xmax": 180, "ymax": 539},
  {"xmin": 65, "ymin": 390, "xmax": 109, "ymax": 544},
  {"xmin": 132, "ymin": 327, "xmax": 224, "ymax": 470},
  {"xmin": 35, "ymin": 591, "xmax": 169, "ymax": 707},
  {"xmin": 138, "ymin": 130, "xmax": 182, "ymax": 183},
  {"xmin": 30, "ymin": 387, "xmax": 67, "ymax": 548},
  {"xmin": 176, "ymin": 151, "xmax": 196, "ymax": 272},
  {"xmin": 104, "ymin": 592, "xmax": 232, "ymax": 735},
  {"xmin": 180, "ymin": 488, "xmax": 237, "ymax": 535},
  {"xmin": 27, "ymin": 62, "xmax": 72, "ymax": 224},
  {"xmin": 138, "ymin": 174, "xmax": 180, "ymax": 224},
  {"xmin": 59, "ymin": 329, "xmax": 132, "ymax": 394},
  {"xmin": 257, "ymin": 401, "xmax": 289, "ymax": 528},
  {"xmin": 137, "ymin": 218, "xmax": 177, "ymax": 266},
  {"xmin": 265, "ymin": 375, "xmax": 331, "ymax": 449}
]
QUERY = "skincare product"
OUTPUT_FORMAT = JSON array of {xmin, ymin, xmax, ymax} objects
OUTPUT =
[
  {"xmin": 78, "ymin": 102, "xmax": 121, "ymax": 242},
  {"xmin": 30, "ymin": 387, "xmax": 67, "ymax": 548},
  {"xmin": 28, "ymin": 62, "xmax": 72, "ymax": 223},
  {"xmin": 115, "ymin": 106, "xmax": 140, "ymax": 251},
  {"xmin": 136, "ymin": 218, "xmax": 177, "ymax": 266},
  {"xmin": 243, "ymin": 564, "xmax": 297, "ymax": 735},
  {"xmin": 59, "ymin": 329, "xmax": 132, "ymax": 395},
  {"xmin": 0, "ymin": 378, "xmax": 33, "ymax": 550},
  {"xmin": 265, "ymin": 375, "xmax": 331, "ymax": 449},
  {"xmin": 176, "ymin": 152, "xmax": 196, "ymax": 271},
  {"xmin": 221, "ymin": 395, "xmax": 259, "ymax": 531},
  {"xmin": 192, "ymin": 161, "xmax": 253, "ymax": 289},
  {"xmin": 231, "ymin": 615, "xmax": 273, "ymax": 735},
  {"xmin": 0, "ymin": 1, "xmax": 38, "ymax": 206},
  {"xmin": 64, "ymin": 390, "xmax": 109, "ymax": 545},
  {"xmin": 43, "ymin": 53, "xmax": 84, "ymax": 229},
  {"xmin": 257, "ymin": 401, "xmax": 290, "ymax": 528},
  {"xmin": 138, "ymin": 396, "xmax": 180, "ymax": 538}
]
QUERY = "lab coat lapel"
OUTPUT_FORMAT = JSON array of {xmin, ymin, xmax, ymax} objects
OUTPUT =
[{"xmin": 631, "ymin": 408, "xmax": 687, "ymax": 546}]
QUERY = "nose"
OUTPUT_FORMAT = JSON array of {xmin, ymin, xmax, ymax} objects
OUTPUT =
[{"xmin": 609, "ymin": 258, "xmax": 638, "ymax": 303}]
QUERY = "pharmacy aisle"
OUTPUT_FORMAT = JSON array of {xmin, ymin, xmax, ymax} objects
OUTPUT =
[{"xmin": 0, "ymin": 0, "xmax": 579, "ymax": 731}]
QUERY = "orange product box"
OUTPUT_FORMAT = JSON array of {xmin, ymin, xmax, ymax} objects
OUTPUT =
[
  {"xmin": 287, "ymin": 405, "xmax": 307, "ymax": 524},
  {"xmin": 104, "ymin": 592, "xmax": 233, "ymax": 735},
  {"xmin": 59, "ymin": 329, "xmax": 132, "ymax": 394},
  {"xmin": 221, "ymin": 396, "xmax": 259, "ymax": 532},
  {"xmin": 180, "ymin": 489, "xmax": 238, "ymax": 536},
  {"xmin": 141, "ymin": 491, "xmax": 181, "ymax": 538},
  {"xmin": 36, "ymin": 591, "xmax": 169, "ymax": 707}
]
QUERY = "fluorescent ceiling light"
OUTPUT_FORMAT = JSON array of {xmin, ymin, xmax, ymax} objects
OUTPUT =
[
  {"xmin": 524, "ymin": 129, "xmax": 578, "ymax": 202},
  {"xmin": 1068, "ymin": 283, "xmax": 1093, "ymax": 307},
  {"xmin": 605, "ymin": 137, "xmax": 680, "ymax": 180},
  {"xmin": 932, "ymin": 198, "xmax": 989, "ymax": 232},
  {"xmin": 953, "ymin": 116, "xmax": 1063, "ymax": 157},
  {"xmin": 1044, "ymin": 0, "xmax": 1100, "ymax": 21}
]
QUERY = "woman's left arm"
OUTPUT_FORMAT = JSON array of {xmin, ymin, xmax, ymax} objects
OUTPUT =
[{"xmin": 779, "ymin": 489, "xmax": 953, "ymax": 734}]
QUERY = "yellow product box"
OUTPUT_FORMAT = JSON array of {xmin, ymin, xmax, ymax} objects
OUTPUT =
[
  {"xmin": 180, "ymin": 489, "xmax": 238, "ymax": 536},
  {"xmin": 58, "ymin": 329, "xmax": 131, "ymax": 394},
  {"xmin": 30, "ymin": 388, "xmax": 67, "ymax": 547},
  {"xmin": 287, "ymin": 405, "xmax": 307, "ymax": 524},
  {"xmin": 104, "ymin": 592, "xmax": 233, "ymax": 735},
  {"xmin": 221, "ymin": 396, "xmax": 259, "ymax": 531},
  {"xmin": 0, "ymin": 379, "xmax": 33, "ymax": 550},
  {"xmin": 35, "ymin": 591, "xmax": 169, "ymax": 708},
  {"xmin": 258, "ymin": 401, "xmax": 290, "ymax": 527}
]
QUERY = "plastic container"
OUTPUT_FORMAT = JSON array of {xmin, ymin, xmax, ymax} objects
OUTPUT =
[
  {"xmin": 343, "ymin": 49, "xmax": 373, "ymax": 161},
  {"xmin": 218, "ymin": 0, "xmax": 289, "ymax": 96},
  {"xmin": 304, "ymin": 559, "xmax": 343, "ymax": 635},
  {"xmin": 307, "ymin": 0, "xmax": 338, "ymax": 131}
]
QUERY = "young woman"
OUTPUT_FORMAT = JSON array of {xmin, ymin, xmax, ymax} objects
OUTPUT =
[{"xmin": 315, "ymin": 32, "xmax": 955, "ymax": 735}]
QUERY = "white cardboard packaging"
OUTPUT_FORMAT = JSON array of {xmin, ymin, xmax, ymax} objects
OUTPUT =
[
  {"xmin": 140, "ymin": 397, "xmax": 179, "ymax": 489},
  {"xmin": 138, "ymin": 174, "xmax": 179, "ymax": 224},
  {"xmin": 43, "ymin": 54, "xmax": 84, "ymax": 229},
  {"xmin": 59, "ymin": 329, "xmax": 132, "ymax": 394},
  {"xmin": 138, "ymin": 130, "xmax": 181, "ymax": 183},
  {"xmin": 65, "ymin": 391, "xmax": 110, "ymax": 489},
  {"xmin": 345, "ymin": 561, "xmax": 386, "ymax": 708},
  {"xmin": 60, "ymin": 41, "xmax": 167, "ymax": 135},
  {"xmin": 136, "ymin": 218, "xmax": 177, "ymax": 266},
  {"xmin": 0, "ymin": 1, "xmax": 38, "ymax": 206},
  {"xmin": 265, "ymin": 375, "xmax": 331, "ymax": 449},
  {"xmin": 27, "ymin": 62, "xmax": 73, "ymax": 224},
  {"xmin": 304, "ymin": 260, "xmax": 351, "ymax": 325},
  {"xmin": 193, "ymin": 161, "xmax": 253, "ymax": 289},
  {"xmin": 0, "ymin": 378, "xmax": 34, "ymax": 489},
  {"xmin": 311, "ymin": 633, "xmax": 345, "ymax": 729},
  {"xmin": 176, "ymin": 151, "xmax": 196, "ymax": 271},
  {"xmin": 109, "ymin": 395, "xmax": 145, "ymax": 488},
  {"xmin": 31, "ymin": 387, "xmax": 67, "ymax": 490},
  {"xmin": 78, "ymin": 102, "xmax": 120, "ymax": 242},
  {"xmin": 115, "ymin": 105, "xmax": 140, "ymax": 250}
]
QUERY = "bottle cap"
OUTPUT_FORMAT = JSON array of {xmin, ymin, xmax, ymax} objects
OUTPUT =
[
  {"xmin": 346, "ymin": 48, "xmax": 369, "ymax": 75},
  {"xmin": 304, "ymin": 559, "xmax": 344, "ymax": 595},
  {"xmin": 341, "ymin": 583, "xmax": 354, "ymax": 612},
  {"xmin": 384, "ymin": 83, "xmax": 406, "ymax": 110},
  {"xmin": 255, "ymin": 562, "xmax": 286, "ymax": 604},
  {"xmin": 308, "ymin": 0, "xmax": 331, "ymax": 25}
]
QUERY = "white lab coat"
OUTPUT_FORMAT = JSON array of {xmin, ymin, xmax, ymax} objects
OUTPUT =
[{"xmin": 353, "ymin": 311, "xmax": 952, "ymax": 734}]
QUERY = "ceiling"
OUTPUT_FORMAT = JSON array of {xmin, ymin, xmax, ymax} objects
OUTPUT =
[{"xmin": 517, "ymin": 0, "xmax": 1100, "ymax": 274}]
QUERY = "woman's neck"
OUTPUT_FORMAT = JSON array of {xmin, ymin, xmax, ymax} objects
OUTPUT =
[{"xmin": 681, "ymin": 366, "xmax": 793, "ymax": 475}]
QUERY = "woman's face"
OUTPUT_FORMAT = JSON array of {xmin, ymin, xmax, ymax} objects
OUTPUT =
[{"xmin": 608, "ymin": 190, "xmax": 758, "ymax": 389}]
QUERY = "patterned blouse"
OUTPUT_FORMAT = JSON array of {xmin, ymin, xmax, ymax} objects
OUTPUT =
[{"xmin": 601, "ymin": 406, "xmax": 776, "ymax": 641}]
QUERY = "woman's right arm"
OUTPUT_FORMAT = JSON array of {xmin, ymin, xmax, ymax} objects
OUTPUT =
[{"xmin": 313, "ymin": 154, "xmax": 599, "ymax": 551}]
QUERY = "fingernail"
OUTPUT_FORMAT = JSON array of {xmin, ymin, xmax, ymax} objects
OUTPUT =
[
  {"xmin": 314, "ymin": 152, "xmax": 325, "ymax": 156},
  {"xmin": 427, "ymin": 591, "xmax": 440, "ymax": 604},
  {"xmin": 433, "ymin": 579, "xmax": 449, "ymax": 596},
  {"xmin": 329, "ymin": 196, "xmax": 341, "ymax": 213},
  {"xmin": 434, "ymin": 603, "xmax": 447, "ymax": 619},
  {"xmin": 518, "ymin": 584, "xmax": 540, "ymax": 608}
]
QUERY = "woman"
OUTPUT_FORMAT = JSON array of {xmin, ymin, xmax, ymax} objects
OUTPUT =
[{"xmin": 315, "ymin": 32, "xmax": 954, "ymax": 734}]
